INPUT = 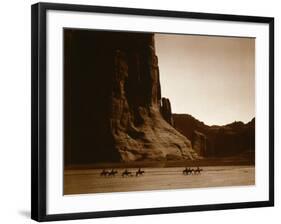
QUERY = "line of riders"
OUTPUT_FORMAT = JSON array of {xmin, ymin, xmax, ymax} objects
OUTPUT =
[
  {"xmin": 100, "ymin": 166, "xmax": 203, "ymax": 177},
  {"xmin": 182, "ymin": 167, "xmax": 203, "ymax": 175},
  {"xmin": 100, "ymin": 168, "xmax": 144, "ymax": 177}
]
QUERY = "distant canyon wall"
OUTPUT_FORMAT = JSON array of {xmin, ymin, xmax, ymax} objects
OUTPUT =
[{"xmin": 173, "ymin": 114, "xmax": 255, "ymax": 160}]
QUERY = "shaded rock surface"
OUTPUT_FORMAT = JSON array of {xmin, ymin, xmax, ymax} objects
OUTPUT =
[
  {"xmin": 160, "ymin": 97, "xmax": 174, "ymax": 126},
  {"xmin": 173, "ymin": 114, "xmax": 255, "ymax": 160},
  {"xmin": 192, "ymin": 131, "xmax": 207, "ymax": 156},
  {"xmin": 64, "ymin": 29, "xmax": 198, "ymax": 166}
]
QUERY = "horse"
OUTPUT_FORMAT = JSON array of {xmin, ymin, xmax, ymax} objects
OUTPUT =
[
  {"xmin": 122, "ymin": 169, "xmax": 132, "ymax": 177},
  {"xmin": 183, "ymin": 167, "xmax": 193, "ymax": 175},
  {"xmin": 108, "ymin": 169, "xmax": 118, "ymax": 177},
  {"xmin": 100, "ymin": 169, "xmax": 109, "ymax": 176},
  {"xmin": 182, "ymin": 167, "xmax": 188, "ymax": 175},
  {"xmin": 194, "ymin": 167, "xmax": 203, "ymax": 175},
  {"xmin": 136, "ymin": 168, "xmax": 145, "ymax": 176}
]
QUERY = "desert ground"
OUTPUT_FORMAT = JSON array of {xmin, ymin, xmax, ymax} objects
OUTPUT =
[{"xmin": 64, "ymin": 165, "xmax": 255, "ymax": 195}]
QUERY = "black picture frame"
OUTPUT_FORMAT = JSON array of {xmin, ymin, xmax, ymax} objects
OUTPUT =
[{"xmin": 31, "ymin": 2, "xmax": 274, "ymax": 222}]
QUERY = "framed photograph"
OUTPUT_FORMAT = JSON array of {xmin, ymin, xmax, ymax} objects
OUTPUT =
[{"xmin": 31, "ymin": 2, "xmax": 274, "ymax": 222}]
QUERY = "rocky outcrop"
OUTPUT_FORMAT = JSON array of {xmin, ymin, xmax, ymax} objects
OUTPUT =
[
  {"xmin": 161, "ymin": 97, "xmax": 174, "ymax": 126},
  {"xmin": 192, "ymin": 131, "xmax": 207, "ymax": 156},
  {"xmin": 173, "ymin": 114, "xmax": 255, "ymax": 160},
  {"xmin": 64, "ymin": 29, "xmax": 198, "ymax": 166}
]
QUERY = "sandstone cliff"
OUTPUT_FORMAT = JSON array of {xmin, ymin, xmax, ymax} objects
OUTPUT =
[
  {"xmin": 173, "ymin": 114, "xmax": 255, "ymax": 160},
  {"xmin": 161, "ymin": 97, "xmax": 174, "ymax": 126},
  {"xmin": 192, "ymin": 131, "xmax": 207, "ymax": 156},
  {"xmin": 64, "ymin": 30, "xmax": 198, "ymax": 166}
]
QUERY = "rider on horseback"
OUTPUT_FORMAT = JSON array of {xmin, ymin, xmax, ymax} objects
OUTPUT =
[{"xmin": 136, "ymin": 168, "xmax": 145, "ymax": 176}]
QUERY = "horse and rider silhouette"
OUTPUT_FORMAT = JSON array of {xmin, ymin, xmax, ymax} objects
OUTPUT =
[
  {"xmin": 121, "ymin": 168, "xmax": 145, "ymax": 177},
  {"xmin": 101, "ymin": 168, "xmax": 145, "ymax": 177},
  {"xmin": 135, "ymin": 168, "xmax": 145, "ymax": 176},
  {"xmin": 183, "ymin": 167, "xmax": 203, "ymax": 175},
  {"xmin": 182, "ymin": 167, "xmax": 193, "ymax": 175},
  {"xmin": 100, "ymin": 169, "xmax": 109, "ymax": 176},
  {"xmin": 108, "ymin": 169, "xmax": 118, "ymax": 176},
  {"xmin": 100, "ymin": 169, "xmax": 118, "ymax": 177},
  {"xmin": 122, "ymin": 169, "xmax": 133, "ymax": 177}
]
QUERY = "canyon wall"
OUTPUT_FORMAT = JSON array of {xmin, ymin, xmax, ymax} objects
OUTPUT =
[
  {"xmin": 64, "ymin": 29, "xmax": 198, "ymax": 166},
  {"xmin": 173, "ymin": 114, "xmax": 255, "ymax": 160}
]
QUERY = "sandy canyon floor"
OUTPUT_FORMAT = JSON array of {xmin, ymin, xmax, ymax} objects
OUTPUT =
[{"xmin": 64, "ymin": 165, "xmax": 255, "ymax": 195}]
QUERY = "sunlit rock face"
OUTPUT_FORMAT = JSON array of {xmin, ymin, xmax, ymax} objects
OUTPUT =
[
  {"xmin": 109, "ymin": 34, "xmax": 198, "ymax": 161},
  {"xmin": 64, "ymin": 30, "xmax": 198, "ymax": 166}
]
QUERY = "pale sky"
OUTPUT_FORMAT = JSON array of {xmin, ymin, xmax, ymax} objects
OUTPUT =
[{"xmin": 155, "ymin": 34, "xmax": 255, "ymax": 126}]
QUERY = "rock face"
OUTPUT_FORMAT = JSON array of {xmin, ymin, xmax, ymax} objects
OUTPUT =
[
  {"xmin": 192, "ymin": 131, "xmax": 207, "ymax": 156},
  {"xmin": 161, "ymin": 97, "xmax": 174, "ymax": 126},
  {"xmin": 64, "ymin": 29, "xmax": 198, "ymax": 166},
  {"xmin": 173, "ymin": 114, "xmax": 255, "ymax": 161}
]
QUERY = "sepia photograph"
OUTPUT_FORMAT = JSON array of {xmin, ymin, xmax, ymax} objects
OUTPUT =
[
  {"xmin": 31, "ymin": 3, "xmax": 274, "ymax": 221},
  {"xmin": 63, "ymin": 29, "xmax": 255, "ymax": 195}
]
